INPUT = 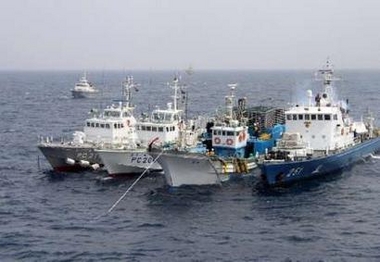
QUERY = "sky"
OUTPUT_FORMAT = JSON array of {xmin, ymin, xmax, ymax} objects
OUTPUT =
[{"xmin": 1, "ymin": 0, "xmax": 380, "ymax": 70}]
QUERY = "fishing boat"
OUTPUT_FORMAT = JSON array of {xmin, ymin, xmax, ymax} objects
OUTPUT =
[
  {"xmin": 95, "ymin": 77, "xmax": 187, "ymax": 176},
  {"xmin": 71, "ymin": 72, "xmax": 99, "ymax": 98},
  {"xmin": 38, "ymin": 76, "xmax": 140, "ymax": 172},
  {"xmin": 260, "ymin": 59, "xmax": 380, "ymax": 186},
  {"xmin": 148, "ymin": 84, "xmax": 284, "ymax": 187}
]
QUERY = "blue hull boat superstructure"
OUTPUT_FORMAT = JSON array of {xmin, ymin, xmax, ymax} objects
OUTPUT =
[{"xmin": 260, "ymin": 59, "xmax": 380, "ymax": 186}]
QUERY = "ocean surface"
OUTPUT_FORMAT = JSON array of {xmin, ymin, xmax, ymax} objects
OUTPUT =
[{"xmin": 1, "ymin": 70, "xmax": 380, "ymax": 261}]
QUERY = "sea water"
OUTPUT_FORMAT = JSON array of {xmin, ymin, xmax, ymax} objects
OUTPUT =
[{"xmin": 0, "ymin": 70, "xmax": 380, "ymax": 261}]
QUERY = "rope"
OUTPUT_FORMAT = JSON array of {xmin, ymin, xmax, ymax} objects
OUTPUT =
[{"xmin": 94, "ymin": 150, "xmax": 164, "ymax": 220}]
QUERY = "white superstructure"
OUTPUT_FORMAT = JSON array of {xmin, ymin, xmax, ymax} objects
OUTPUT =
[
  {"xmin": 269, "ymin": 59, "xmax": 362, "ymax": 160},
  {"xmin": 96, "ymin": 77, "xmax": 185, "ymax": 175}
]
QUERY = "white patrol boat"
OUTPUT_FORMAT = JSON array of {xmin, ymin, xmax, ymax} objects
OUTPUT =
[
  {"xmin": 95, "ymin": 77, "xmax": 185, "ymax": 176},
  {"xmin": 71, "ymin": 72, "xmax": 99, "ymax": 98},
  {"xmin": 38, "ymin": 76, "xmax": 139, "ymax": 172},
  {"xmin": 261, "ymin": 59, "xmax": 380, "ymax": 186}
]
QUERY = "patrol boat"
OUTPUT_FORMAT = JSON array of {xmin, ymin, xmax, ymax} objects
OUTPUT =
[
  {"xmin": 260, "ymin": 60, "xmax": 380, "ymax": 186},
  {"xmin": 38, "ymin": 76, "xmax": 139, "ymax": 172},
  {"xmin": 95, "ymin": 77, "xmax": 186, "ymax": 176},
  {"xmin": 71, "ymin": 72, "xmax": 99, "ymax": 98}
]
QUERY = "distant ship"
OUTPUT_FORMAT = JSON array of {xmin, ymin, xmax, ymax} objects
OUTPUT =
[
  {"xmin": 260, "ymin": 59, "xmax": 380, "ymax": 186},
  {"xmin": 71, "ymin": 72, "xmax": 99, "ymax": 98}
]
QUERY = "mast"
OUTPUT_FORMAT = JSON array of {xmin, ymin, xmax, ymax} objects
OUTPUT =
[
  {"xmin": 315, "ymin": 58, "xmax": 340, "ymax": 105},
  {"xmin": 122, "ymin": 76, "xmax": 138, "ymax": 109},
  {"xmin": 225, "ymin": 83, "xmax": 237, "ymax": 121},
  {"xmin": 169, "ymin": 76, "xmax": 181, "ymax": 111}
]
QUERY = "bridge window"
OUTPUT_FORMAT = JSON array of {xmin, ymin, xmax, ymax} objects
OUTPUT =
[
  {"xmin": 147, "ymin": 126, "xmax": 151, "ymax": 131},
  {"xmin": 305, "ymin": 114, "xmax": 310, "ymax": 120},
  {"xmin": 311, "ymin": 114, "xmax": 316, "ymax": 120},
  {"xmin": 298, "ymin": 114, "xmax": 303, "ymax": 120},
  {"xmin": 100, "ymin": 124, "xmax": 105, "ymax": 128},
  {"xmin": 159, "ymin": 127, "xmax": 164, "ymax": 132},
  {"xmin": 292, "ymin": 114, "xmax": 297, "ymax": 120},
  {"xmin": 286, "ymin": 115, "xmax": 291, "ymax": 121},
  {"xmin": 318, "ymin": 114, "xmax": 323, "ymax": 120},
  {"xmin": 96, "ymin": 123, "xmax": 100, "ymax": 128},
  {"xmin": 324, "ymin": 114, "xmax": 331, "ymax": 120},
  {"xmin": 106, "ymin": 124, "xmax": 110, "ymax": 129},
  {"xmin": 227, "ymin": 131, "xmax": 234, "ymax": 136},
  {"xmin": 333, "ymin": 114, "xmax": 338, "ymax": 120},
  {"xmin": 152, "ymin": 127, "xmax": 157, "ymax": 132}
]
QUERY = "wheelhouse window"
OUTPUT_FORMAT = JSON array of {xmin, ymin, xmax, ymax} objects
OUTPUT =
[
  {"xmin": 324, "ymin": 114, "xmax": 331, "ymax": 120},
  {"xmin": 286, "ymin": 114, "xmax": 291, "ymax": 121},
  {"xmin": 292, "ymin": 114, "xmax": 297, "ymax": 120},
  {"xmin": 158, "ymin": 127, "xmax": 164, "ymax": 132},
  {"xmin": 305, "ymin": 114, "xmax": 310, "ymax": 120},
  {"xmin": 311, "ymin": 114, "xmax": 316, "ymax": 120},
  {"xmin": 298, "ymin": 114, "xmax": 303, "ymax": 120},
  {"xmin": 227, "ymin": 131, "xmax": 234, "ymax": 136},
  {"xmin": 318, "ymin": 114, "xmax": 323, "ymax": 120},
  {"xmin": 333, "ymin": 114, "xmax": 338, "ymax": 120},
  {"xmin": 87, "ymin": 122, "xmax": 91, "ymax": 127}
]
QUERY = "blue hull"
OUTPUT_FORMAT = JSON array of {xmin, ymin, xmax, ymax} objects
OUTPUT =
[{"xmin": 260, "ymin": 137, "xmax": 380, "ymax": 186}]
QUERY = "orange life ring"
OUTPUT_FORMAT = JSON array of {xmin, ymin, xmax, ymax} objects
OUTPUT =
[
  {"xmin": 226, "ymin": 138, "xmax": 233, "ymax": 145},
  {"xmin": 214, "ymin": 137, "xmax": 221, "ymax": 144}
]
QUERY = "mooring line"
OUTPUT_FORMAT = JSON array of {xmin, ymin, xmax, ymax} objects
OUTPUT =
[{"xmin": 94, "ymin": 150, "xmax": 163, "ymax": 221}]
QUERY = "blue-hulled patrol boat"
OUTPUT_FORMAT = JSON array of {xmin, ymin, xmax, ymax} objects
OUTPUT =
[{"xmin": 260, "ymin": 60, "xmax": 380, "ymax": 186}]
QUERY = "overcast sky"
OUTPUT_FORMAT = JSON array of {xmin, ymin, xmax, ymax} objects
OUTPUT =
[{"xmin": 1, "ymin": 0, "xmax": 380, "ymax": 70}]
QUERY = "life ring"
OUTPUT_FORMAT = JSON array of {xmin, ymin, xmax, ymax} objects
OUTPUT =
[
  {"xmin": 214, "ymin": 137, "xmax": 221, "ymax": 144},
  {"xmin": 226, "ymin": 138, "xmax": 233, "ymax": 145}
]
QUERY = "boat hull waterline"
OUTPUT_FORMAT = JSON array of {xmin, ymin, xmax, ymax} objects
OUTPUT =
[
  {"xmin": 38, "ymin": 144, "xmax": 102, "ymax": 172},
  {"xmin": 261, "ymin": 137, "xmax": 380, "ymax": 186},
  {"xmin": 96, "ymin": 149, "xmax": 162, "ymax": 176},
  {"xmin": 150, "ymin": 149, "xmax": 221, "ymax": 187}
]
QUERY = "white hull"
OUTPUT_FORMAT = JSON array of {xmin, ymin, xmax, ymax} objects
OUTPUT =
[
  {"xmin": 71, "ymin": 89, "xmax": 98, "ymax": 99},
  {"xmin": 96, "ymin": 148, "xmax": 162, "ymax": 175},
  {"xmin": 150, "ymin": 150, "xmax": 221, "ymax": 187}
]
